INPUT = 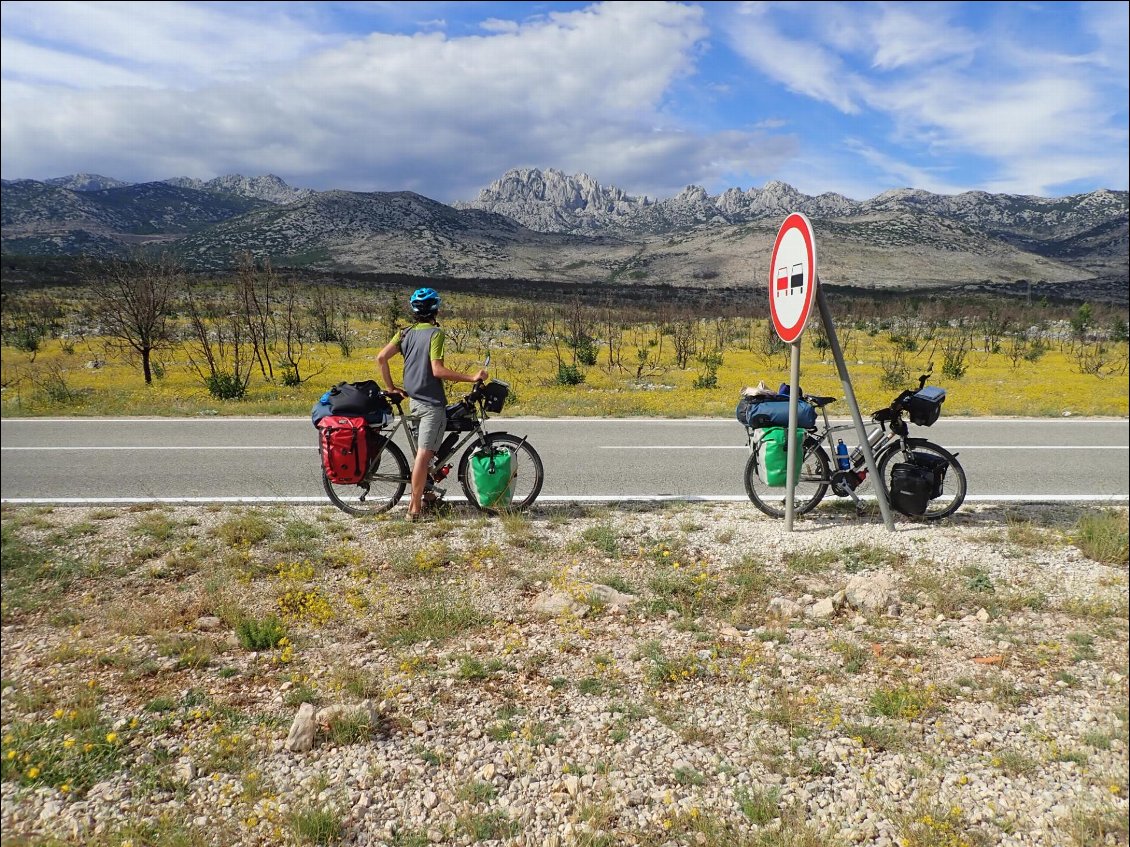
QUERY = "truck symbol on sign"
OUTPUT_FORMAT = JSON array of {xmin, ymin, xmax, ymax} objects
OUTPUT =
[{"xmin": 776, "ymin": 264, "xmax": 804, "ymax": 296}]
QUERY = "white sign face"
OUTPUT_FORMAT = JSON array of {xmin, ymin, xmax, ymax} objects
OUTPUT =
[{"xmin": 768, "ymin": 213, "xmax": 818, "ymax": 343}]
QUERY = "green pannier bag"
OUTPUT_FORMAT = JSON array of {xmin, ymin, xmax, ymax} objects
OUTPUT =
[
  {"xmin": 756, "ymin": 427, "xmax": 805, "ymax": 487},
  {"xmin": 469, "ymin": 447, "xmax": 515, "ymax": 508}
]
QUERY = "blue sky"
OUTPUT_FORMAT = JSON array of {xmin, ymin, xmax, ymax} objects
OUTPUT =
[{"xmin": 1, "ymin": 1, "xmax": 1127, "ymax": 202}]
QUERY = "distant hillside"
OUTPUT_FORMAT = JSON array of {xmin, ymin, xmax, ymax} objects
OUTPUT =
[{"xmin": 2, "ymin": 169, "xmax": 1126, "ymax": 301}]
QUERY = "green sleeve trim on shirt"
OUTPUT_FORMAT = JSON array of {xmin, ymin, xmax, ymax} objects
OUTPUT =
[{"xmin": 430, "ymin": 328, "xmax": 445, "ymax": 361}]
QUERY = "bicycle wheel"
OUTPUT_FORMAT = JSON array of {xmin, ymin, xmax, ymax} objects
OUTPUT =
[
  {"xmin": 458, "ymin": 433, "xmax": 544, "ymax": 511},
  {"xmin": 323, "ymin": 435, "xmax": 409, "ymax": 516},
  {"xmin": 877, "ymin": 438, "xmax": 967, "ymax": 520},
  {"xmin": 744, "ymin": 436, "xmax": 830, "ymax": 519}
]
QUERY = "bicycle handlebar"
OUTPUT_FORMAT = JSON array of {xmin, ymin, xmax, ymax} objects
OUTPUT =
[{"xmin": 383, "ymin": 379, "xmax": 491, "ymax": 410}]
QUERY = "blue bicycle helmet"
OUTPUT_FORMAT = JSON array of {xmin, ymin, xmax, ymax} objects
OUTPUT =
[{"xmin": 409, "ymin": 287, "xmax": 441, "ymax": 318}]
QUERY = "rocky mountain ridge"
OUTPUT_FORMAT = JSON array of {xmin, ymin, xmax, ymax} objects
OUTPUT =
[
  {"xmin": 2, "ymin": 170, "xmax": 1126, "ymax": 300},
  {"xmin": 457, "ymin": 167, "xmax": 1127, "ymax": 241}
]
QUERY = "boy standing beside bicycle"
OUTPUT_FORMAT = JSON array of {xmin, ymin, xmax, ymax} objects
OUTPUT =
[{"xmin": 376, "ymin": 287, "xmax": 488, "ymax": 521}]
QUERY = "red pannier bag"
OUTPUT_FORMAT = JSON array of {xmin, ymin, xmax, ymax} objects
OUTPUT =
[{"xmin": 316, "ymin": 415, "xmax": 369, "ymax": 484}]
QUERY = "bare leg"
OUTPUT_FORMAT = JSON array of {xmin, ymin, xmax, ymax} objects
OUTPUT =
[{"xmin": 409, "ymin": 448, "xmax": 435, "ymax": 516}]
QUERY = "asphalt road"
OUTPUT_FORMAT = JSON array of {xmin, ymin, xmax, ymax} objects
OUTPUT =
[{"xmin": 1, "ymin": 417, "xmax": 1127, "ymax": 504}]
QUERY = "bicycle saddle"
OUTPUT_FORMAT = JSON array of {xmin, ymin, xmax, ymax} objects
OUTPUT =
[{"xmin": 806, "ymin": 395, "xmax": 837, "ymax": 408}]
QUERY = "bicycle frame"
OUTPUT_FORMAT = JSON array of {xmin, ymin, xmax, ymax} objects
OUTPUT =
[{"xmin": 375, "ymin": 403, "xmax": 489, "ymax": 476}]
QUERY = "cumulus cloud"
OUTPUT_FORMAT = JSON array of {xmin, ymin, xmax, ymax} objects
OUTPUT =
[
  {"xmin": 721, "ymin": 0, "xmax": 1127, "ymax": 196},
  {"xmin": 0, "ymin": 0, "xmax": 782, "ymax": 200},
  {"xmin": 0, "ymin": 0, "xmax": 1124, "ymax": 201}
]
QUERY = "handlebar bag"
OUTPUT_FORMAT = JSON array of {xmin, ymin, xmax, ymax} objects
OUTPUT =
[
  {"xmin": 326, "ymin": 380, "xmax": 393, "ymax": 424},
  {"xmin": 908, "ymin": 387, "xmax": 946, "ymax": 427},
  {"xmin": 482, "ymin": 381, "xmax": 510, "ymax": 413},
  {"xmin": 317, "ymin": 415, "xmax": 369, "ymax": 484},
  {"xmin": 737, "ymin": 396, "xmax": 816, "ymax": 430},
  {"xmin": 889, "ymin": 462, "xmax": 934, "ymax": 516},
  {"xmin": 469, "ymin": 447, "xmax": 515, "ymax": 508}
]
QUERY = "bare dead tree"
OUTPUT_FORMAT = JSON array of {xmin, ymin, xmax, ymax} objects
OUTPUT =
[
  {"xmin": 445, "ymin": 323, "xmax": 469, "ymax": 354},
  {"xmin": 752, "ymin": 320, "xmax": 789, "ymax": 371},
  {"xmin": 234, "ymin": 252, "xmax": 276, "ymax": 381},
  {"xmin": 309, "ymin": 285, "xmax": 346, "ymax": 343},
  {"xmin": 550, "ymin": 299, "xmax": 598, "ymax": 367},
  {"xmin": 600, "ymin": 306, "xmax": 626, "ymax": 373},
  {"xmin": 275, "ymin": 278, "xmax": 321, "ymax": 385},
  {"xmin": 513, "ymin": 306, "xmax": 547, "ymax": 349},
  {"xmin": 0, "ymin": 291, "xmax": 64, "ymax": 360},
  {"xmin": 978, "ymin": 307, "xmax": 1013, "ymax": 354},
  {"xmin": 940, "ymin": 321, "xmax": 977, "ymax": 379},
  {"xmin": 633, "ymin": 325, "xmax": 666, "ymax": 379},
  {"xmin": 670, "ymin": 319, "xmax": 698, "ymax": 369},
  {"xmin": 182, "ymin": 288, "xmax": 254, "ymax": 399},
  {"xmin": 86, "ymin": 255, "xmax": 179, "ymax": 384}
]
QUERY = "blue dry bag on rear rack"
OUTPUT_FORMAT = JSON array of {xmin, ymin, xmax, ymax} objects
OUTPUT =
[{"xmin": 736, "ymin": 394, "xmax": 816, "ymax": 430}]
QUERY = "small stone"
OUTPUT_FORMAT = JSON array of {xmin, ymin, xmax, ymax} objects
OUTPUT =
[
  {"xmin": 806, "ymin": 597, "xmax": 837, "ymax": 619},
  {"xmin": 286, "ymin": 703, "xmax": 317, "ymax": 752},
  {"xmin": 175, "ymin": 757, "xmax": 197, "ymax": 783}
]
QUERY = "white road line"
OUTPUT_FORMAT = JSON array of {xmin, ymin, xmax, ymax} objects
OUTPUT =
[
  {"xmin": 1, "ymin": 446, "xmax": 316, "ymax": 451},
  {"xmin": 1, "ymin": 417, "xmax": 1125, "ymax": 424},
  {"xmin": 3, "ymin": 444, "xmax": 1126, "ymax": 452},
  {"xmin": 597, "ymin": 445, "xmax": 1127, "ymax": 450},
  {"xmin": 2, "ymin": 494, "xmax": 1126, "ymax": 505}
]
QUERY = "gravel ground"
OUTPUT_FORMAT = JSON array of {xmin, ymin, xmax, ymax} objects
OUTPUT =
[{"xmin": 1, "ymin": 500, "xmax": 1127, "ymax": 847}]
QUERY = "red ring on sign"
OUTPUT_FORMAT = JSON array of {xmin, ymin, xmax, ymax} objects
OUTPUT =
[{"xmin": 768, "ymin": 212, "xmax": 817, "ymax": 343}]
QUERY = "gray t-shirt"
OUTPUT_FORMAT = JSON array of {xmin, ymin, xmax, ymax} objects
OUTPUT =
[{"xmin": 393, "ymin": 323, "xmax": 446, "ymax": 406}]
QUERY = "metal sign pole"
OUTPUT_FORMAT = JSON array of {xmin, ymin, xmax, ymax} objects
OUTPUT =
[
  {"xmin": 815, "ymin": 283, "xmax": 895, "ymax": 531},
  {"xmin": 784, "ymin": 341, "xmax": 801, "ymax": 531}
]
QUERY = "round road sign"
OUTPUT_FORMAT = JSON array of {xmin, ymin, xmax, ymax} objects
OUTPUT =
[{"xmin": 768, "ymin": 212, "xmax": 818, "ymax": 343}]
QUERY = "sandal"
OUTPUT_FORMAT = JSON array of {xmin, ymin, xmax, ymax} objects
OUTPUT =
[{"xmin": 405, "ymin": 510, "xmax": 430, "ymax": 523}]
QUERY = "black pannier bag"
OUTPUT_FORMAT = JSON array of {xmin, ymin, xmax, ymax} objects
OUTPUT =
[
  {"xmin": 889, "ymin": 462, "xmax": 935, "ymax": 516},
  {"xmin": 482, "ymin": 381, "xmax": 509, "ymax": 413},
  {"xmin": 908, "ymin": 386, "xmax": 946, "ymax": 427},
  {"xmin": 911, "ymin": 451, "xmax": 949, "ymax": 499},
  {"xmin": 327, "ymin": 380, "xmax": 392, "ymax": 424}
]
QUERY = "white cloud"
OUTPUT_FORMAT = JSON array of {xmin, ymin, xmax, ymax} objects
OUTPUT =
[
  {"xmin": 0, "ymin": 0, "xmax": 1124, "ymax": 201},
  {"xmin": 0, "ymin": 36, "xmax": 156, "ymax": 89},
  {"xmin": 722, "ymin": 1, "xmax": 1128, "ymax": 196},
  {"xmin": 866, "ymin": 5, "xmax": 976, "ymax": 70},
  {"xmin": 726, "ymin": 3, "xmax": 862, "ymax": 114},
  {"xmin": 0, "ymin": 1, "xmax": 334, "ymax": 89}
]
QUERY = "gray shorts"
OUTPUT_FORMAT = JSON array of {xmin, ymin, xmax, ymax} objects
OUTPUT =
[{"xmin": 411, "ymin": 400, "xmax": 447, "ymax": 453}]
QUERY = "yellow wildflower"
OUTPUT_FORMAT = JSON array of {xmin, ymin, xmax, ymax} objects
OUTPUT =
[
  {"xmin": 105, "ymin": 732, "xmax": 119, "ymax": 744},
  {"xmin": 63, "ymin": 738, "xmax": 76, "ymax": 749},
  {"xmin": 27, "ymin": 767, "xmax": 40, "ymax": 779}
]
